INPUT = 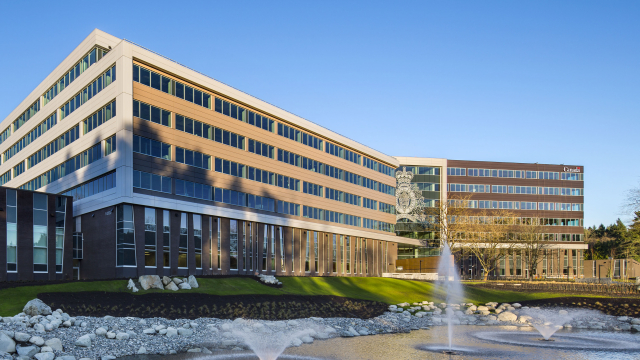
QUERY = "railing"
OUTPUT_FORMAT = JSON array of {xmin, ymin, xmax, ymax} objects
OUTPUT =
[{"xmin": 472, "ymin": 280, "xmax": 640, "ymax": 295}]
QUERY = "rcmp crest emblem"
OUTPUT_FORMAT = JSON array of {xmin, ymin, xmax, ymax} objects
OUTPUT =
[{"xmin": 395, "ymin": 167, "xmax": 424, "ymax": 222}]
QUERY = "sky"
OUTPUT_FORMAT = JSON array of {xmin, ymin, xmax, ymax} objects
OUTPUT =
[{"xmin": 0, "ymin": 1, "xmax": 638, "ymax": 227}]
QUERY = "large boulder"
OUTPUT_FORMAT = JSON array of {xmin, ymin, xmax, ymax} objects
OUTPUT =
[
  {"xmin": 34, "ymin": 353, "xmax": 55, "ymax": 360},
  {"xmin": 165, "ymin": 282, "xmax": 179, "ymax": 291},
  {"xmin": 16, "ymin": 345, "xmax": 39, "ymax": 358},
  {"xmin": 127, "ymin": 279, "xmax": 139, "ymax": 293},
  {"xmin": 497, "ymin": 311, "xmax": 518, "ymax": 322},
  {"xmin": 0, "ymin": 333, "xmax": 15, "ymax": 354},
  {"xmin": 44, "ymin": 338, "xmax": 62, "ymax": 352},
  {"xmin": 75, "ymin": 335, "xmax": 91, "ymax": 347},
  {"xmin": 188, "ymin": 276, "xmax": 199, "ymax": 288},
  {"xmin": 138, "ymin": 276, "xmax": 163, "ymax": 290},
  {"xmin": 162, "ymin": 277, "xmax": 172, "ymax": 286},
  {"xmin": 23, "ymin": 299, "xmax": 52, "ymax": 316},
  {"xmin": 178, "ymin": 283, "xmax": 191, "ymax": 290}
]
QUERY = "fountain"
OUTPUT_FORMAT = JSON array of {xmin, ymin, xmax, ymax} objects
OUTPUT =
[
  {"xmin": 434, "ymin": 242, "xmax": 464, "ymax": 354},
  {"xmin": 523, "ymin": 309, "xmax": 575, "ymax": 341}
]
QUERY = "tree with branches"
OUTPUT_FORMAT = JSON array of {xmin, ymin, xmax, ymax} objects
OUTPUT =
[{"xmin": 517, "ymin": 218, "xmax": 548, "ymax": 279}]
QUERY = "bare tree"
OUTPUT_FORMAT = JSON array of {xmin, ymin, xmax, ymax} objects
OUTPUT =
[
  {"xmin": 623, "ymin": 181, "xmax": 640, "ymax": 214},
  {"xmin": 412, "ymin": 194, "xmax": 475, "ymax": 251},
  {"xmin": 459, "ymin": 210, "xmax": 519, "ymax": 280},
  {"xmin": 517, "ymin": 218, "xmax": 547, "ymax": 280}
]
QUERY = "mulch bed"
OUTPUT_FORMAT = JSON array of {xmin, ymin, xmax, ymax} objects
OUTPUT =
[
  {"xmin": 518, "ymin": 297, "xmax": 640, "ymax": 317},
  {"xmin": 38, "ymin": 292, "xmax": 387, "ymax": 320}
]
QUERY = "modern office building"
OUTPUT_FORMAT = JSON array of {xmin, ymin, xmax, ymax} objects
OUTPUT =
[
  {"xmin": 394, "ymin": 157, "xmax": 587, "ymax": 278},
  {"xmin": 0, "ymin": 30, "xmax": 587, "ymax": 281},
  {"xmin": 0, "ymin": 30, "xmax": 413, "ymax": 281}
]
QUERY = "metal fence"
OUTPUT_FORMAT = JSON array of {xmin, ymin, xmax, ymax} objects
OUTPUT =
[{"xmin": 473, "ymin": 281, "xmax": 640, "ymax": 295}]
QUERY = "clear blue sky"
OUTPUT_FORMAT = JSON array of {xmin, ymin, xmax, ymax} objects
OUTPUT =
[{"xmin": 0, "ymin": 1, "xmax": 638, "ymax": 227}]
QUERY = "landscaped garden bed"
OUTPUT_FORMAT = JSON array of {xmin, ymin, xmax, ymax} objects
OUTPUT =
[
  {"xmin": 37, "ymin": 292, "xmax": 388, "ymax": 320},
  {"xmin": 518, "ymin": 296, "xmax": 640, "ymax": 316}
]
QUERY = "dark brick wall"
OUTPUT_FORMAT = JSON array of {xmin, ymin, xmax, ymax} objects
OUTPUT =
[{"xmin": 82, "ymin": 207, "xmax": 117, "ymax": 279}]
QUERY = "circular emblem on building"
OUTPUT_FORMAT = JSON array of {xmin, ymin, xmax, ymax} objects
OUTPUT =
[{"xmin": 395, "ymin": 167, "xmax": 424, "ymax": 222}]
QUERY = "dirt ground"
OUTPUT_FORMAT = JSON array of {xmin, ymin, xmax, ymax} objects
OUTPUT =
[
  {"xmin": 518, "ymin": 297, "xmax": 640, "ymax": 316},
  {"xmin": 38, "ymin": 292, "xmax": 388, "ymax": 320}
]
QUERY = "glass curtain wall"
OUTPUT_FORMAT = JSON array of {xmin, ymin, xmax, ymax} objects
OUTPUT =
[
  {"xmin": 163, "ymin": 210, "xmax": 170, "ymax": 267},
  {"xmin": 55, "ymin": 197, "xmax": 65, "ymax": 273},
  {"xmin": 305, "ymin": 231, "xmax": 310, "ymax": 272},
  {"xmin": 242, "ymin": 222, "xmax": 247, "ymax": 272},
  {"xmin": 6, "ymin": 190, "xmax": 17, "ymax": 272},
  {"xmin": 230, "ymin": 220, "xmax": 238, "ymax": 270},
  {"xmin": 217, "ymin": 219, "xmax": 221, "ymax": 270},
  {"xmin": 116, "ymin": 205, "xmax": 135, "ymax": 266},
  {"xmin": 194, "ymin": 215, "xmax": 202, "ymax": 269},
  {"xmin": 346, "ymin": 236, "xmax": 351, "ymax": 274},
  {"xmin": 33, "ymin": 193, "xmax": 48, "ymax": 272},
  {"xmin": 209, "ymin": 218, "xmax": 213, "ymax": 270},
  {"xmin": 314, "ymin": 232, "xmax": 318, "ymax": 272},
  {"xmin": 247, "ymin": 223, "xmax": 253, "ymax": 272},
  {"xmin": 279, "ymin": 227, "xmax": 284, "ymax": 272},
  {"xmin": 340, "ymin": 235, "xmax": 344, "ymax": 273},
  {"xmin": 270, "ymin": 226, "xmax": 276, "ymax": 270},
  {"xmin": 179, "ymin": 213, "xmax": 188, "ymax": 268},
  {"xmin": 262, "ymin": 224, "xmax": 268, "ymax": 271},
  {"xmin": 144, "ymin": 208, "xmax": 156, "ymax": 267}
]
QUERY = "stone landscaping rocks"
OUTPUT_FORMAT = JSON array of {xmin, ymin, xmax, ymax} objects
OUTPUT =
[
  {"xmin": 165, "ymin": 282, "xmax": 179, "ymax": 291},
  {"xmin": 115, "ymin": 332, "xmax": 129, "ymax": 340},
  {"xmin": 13, "ymin": 333, "xmax": 29, "ymax": 343},
  {"xmin": 162, "ymin": 276, "xmax": 172, "ymax": 286},
  {"xmin": 75, "ymin": 335, "xmax": 91, "ymax": 347},
  {"xmin": 497, "ymin": 312, "xmax": 518, "ymax": 322},
  {"xmin": 34, "ymin": 352, "xmax": 55, "ymax": 360},
  {"xmin": 178, "ymin": 329, "xmax": 193, "ymax": 336},
  {"xmin": 127, "ymin": 279, "xmax": 139, "ymax": 293},
  {"xmin": 28, "ymin": 336, "xmax": 45, "ymax": 346},
  {"xmin": 138, "ymin": 275, "xmax": 164, "ymax": 290},
  {"xmin": 188, "ymin": 275, "xmax": 199, "ymax": 288},
  {"xmin": 16, "ymin": 345, "xmax": 39, "ymax": 358},
  {"xmin": 178, "ymin": 283, "xmax": 191, "ymax": 290},
  {"xmin": 172, "ymin": 278, "xmax": 183, "ymax": 285},
  {"xmin": 23, "ymin": 300, "xmax": 52, "ymax": 317},
  {"xmin": 0, "ymin": 333, "xmax": 16, "ymax": 354}
]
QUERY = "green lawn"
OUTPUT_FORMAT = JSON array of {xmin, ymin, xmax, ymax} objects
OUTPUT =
[{"xmin": 0, "ymin": 277, "xmax": 593, "ymax": 317}]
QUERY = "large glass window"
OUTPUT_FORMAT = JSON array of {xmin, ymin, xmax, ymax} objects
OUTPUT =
[
  {"xmin": 133, "ymin": 100, "xmax": 171, "ymax": 127},
  {"xmin": 270, "ymin": 226, "xmax": 276, "ymax": 271},
  {"xmin": 116, "ymin": 205, "xmax": 135, "ymax": 266},
  {"xmin": 209, "ymin": 218, "xmax": 213, "ymax": 270},
  {"xmin": 279, "ymin": 227, "xmax": 285, "ymax": 272},
  {"xmin": 305, "ymin": 231, "xmax": 310, "ymax": 272},
  {"xmin": 61, "ymin": 65, "xmax": 116, "ymax": 119},
  {"xmin": 163, "ymin": 210, "xmax": 170, "ymax": 268},
  {"xmin": 332, "ymin": 235, "xmax": 337, "ymax": 273},
  {"xmin": 28, "ymin": 124, "xmax": 80, "ymax": 169},
  {"xmin": 33, "ymin": 193, "xmax": 48, "ymax": 272},
  {"xmin": 133, "ymin": 135, "xmax": 171, "ymax": 160},
  {"xmin": 194, "ymin": 215, "xmax": 202, "ymax": 269},
  {"xmin": 217, "ymin": 219, "xmax": 221, "ymax": 270},
  {"xmin": 176, "ymin": 147, "xmax": 211, "ymax": 170},
  {"xmin": 55, "ymin": 197, "xmax": 66, "ymax": 273},
  {"xmin": 262, "ymin": 224, "xmax": 268, "ymax": 271},
  {"xmin": 346, "ymin": 236, "xmax": 351, "ymax": 274},
  {"xmin": 247, "ymin": 223, "xmax": 253, "ymax": 272},
  {"xmin": 83, "ymin": 100, "xmax": 116, "ymax": 134},
  {"xmin": 230, "ymin": 220, "xmax": 238, "ymax": 270},
  {"xmin": 7, "ymin": 189, "xmax": 17, "ymax": 272},
  {"xmin": 144, "ymin": 208, "xmax": 156, "ymax": 267},
  {"xmin": 313, "ymin": 232, "xmax": 318, "ymax": 272},
  {"xmin": 364, "ymin": 240, "xmax": 368, "ymax": 274},
  {"xmin": 179, "ymin": 213, "xmax": 188, "ymax": 268},
  {"xmin": 44, "ymin": 47, "xmax": 108, "ymax": 105},
  {"xmin": 340, "ymin": 235, "xmax": 344, "ymax": 273}
]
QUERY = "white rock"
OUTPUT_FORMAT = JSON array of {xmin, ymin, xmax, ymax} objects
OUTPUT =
[
  {"xmin": 154, "ymin": 325, "xmax": 166, "ymax": 331},
  {"xmin": 143, "ymin": 329, "xmax": 156, "ymax": 335},
  {"xmin": 95, "ymin": 328, "xmax": 107, "ymax": 336},
  {"xmin": 13, "ymin": 333, "xmax": 30, "ymax": 342},
  {"xmin": 162, "ymin": 276, "xmax": 172, "ymax": 286},
  {"xmin": 172, "ymin": 278, "xmax": 183, "ymax": 285},
  {"xmin": 23, "ymin": 300, "xmax": 52, "ymax": 317},
  {"xmin": 63, "ymin": 321, "xmax": 72, "ymax": 328},
  {"xmin": 178, "ymin": 283, "xmax": 192, "ymax": 290},
  {"xmin": 497, "ymin": 312, "xmax": 518, "ymax": 322},
  {"xmin": 138, "ymin": 275, "xmax": 164, "ymax": 290},
  {"xmin": 127, "ymin": 279, "xmax": 139, "ymax": 293},
  {"xmin": 0, "ymin": 333, "xmax": 16, "ymax": 354},
  {"xmin": 512, "ymin": 303, "xmax": 522, "ymax": 309},
  {"xmin": 28, "ymin": 337, "xmax": 44, "ymax": 346},
  {"xmin": 34, "ymin": 353, "xmax": 55, "ymax": 360},
  {"xmin": 44, "ymin": 338, "xmax": 62, "ymax": 351},
  {"xmin": 188, "ymin": 275, "xmax": 199, "ymax": 288},
  {"xmin": 165, "ymin": 282, "xmax": 179, "ymax": 291},
  {"xmin": 115, "ymin": 332, "xmax": 129, "ymax": 340},
  {"xmin": 559, "ymin": 310, "xmax": 569, "ymax": 316},
  {"xmin": 178, "ymin": 329, "xmax": 193, "ymax": 336},
  {"xmin": 631, "ymin": 318, "xmax": 640, "ymax": 325},
  {"xmin": 106, "ymin": 332, "xmax": 116, "ymax": 339},
  {"xmin": 75, "ymin": 335, "xmax": 91, "ymax": 347},
  {"xmin": 137, "ymin": 346, "xmax": 147, "ymax": 354},
  {"xmin": 40, "ymin": 346, "xmax": 53, "ymax": 353},
  {"xmin": 33, "ymin": 324, "xmax": 45, "ymax": 333},
  {"xmin": 165, "ymin": 328, "xmax": 178, "ymax": 337}
]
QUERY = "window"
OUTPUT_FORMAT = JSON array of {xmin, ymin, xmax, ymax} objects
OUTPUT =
[
  {"xmin": 340, "ymin": 235, "xmax": 344, "ymax": 273},
  {"xmin": 0, "ymin": 127, "xmax": 11, "ymax": 146},
  {"xmin": 332, "ymin": 235, "xmax": 337, "ymax": 273},
  {"xmin": 270, "ymin": 226, "xmax": 276, "ymax": 271},
  {"xmin": 291, "ymin": 229, "xmax": 295, "ymax": 273},
  {"xmin": 561, "ymin": 173, "xmax": 584, "ymax": 181},
  {"xmin": 325, "ymin": 142, "xmax": 361, "ymax": 165},
  {"xmin": 28, "ymin": 124, "xmax": 80, "ymax": 168},
  {"xmin": 145, "ymin": 208, "xmax": 156, "ymax": 267},
  {"xmin": 55, "ymin": 197, "xmax": 65, "ymax": 273},
  {"xmin": 230, "ymin": 220, "xmax": 238, "ymax": 270},
  {"xmin": 116, "ymin": 204, "xmax": 135, "ymax": 266},
  {"xmin": 303, "ymin": 181, "xmax": 323, "ymax": 197},
  {"xmin": 133, "ymin": 135, "xmax": 171, "ymax": 160},
  {"xmin": 415, "ymin": 183, "xmax": 440, "ymax": 191},
  {"xmin": 4, "ymin": 112, "xmax": 57, "ymax": 162},
  {"xmin": 363, "ymin": 158, "xmax": 394, "ymax": 177},
  {"xmin": 277, "ymin": 123, "xmax": 324, "ymax": 151},
  {"xmin": 20, "ymin": 143, "xmax": 102, "ymax": 191},
  {"xmin": 176, "ymin": 114, "xmax": 245, "ymax": 150},
  {"xmin": 6, "ymin": 189, "xmax": 17, "ymax": 272},
  {"xmin": 179, "ymin": 213, "xmax": 188, "ymax": 268},
  {"xmin": 364, "ymin": 240, "xmax": 368, "ymax": 274},
  {"xmin": 248, "ymin": 139, "xmax": 274, "ymax": 159},
  {"xmin": 303, "ymin": 206, "xmax": 362, "ymax": 227},
  {"xmin": 61, "ymin": 65, "xmax": 116, "ymax": 119},
  {"xmin": 539, "ymin": 171, "xmax": 559, "ymax": 180},
  {"xmin": 133, "ymin": 170, "xmax": 172, "ymax": 194},
  {"xmin": 313, "ymin": 232, "xmax": 318, "ymax": 272},
  {"xmin": 44, "ymin": 47, "xmax": 108, "ymax": 105},
  {"xmin": 133, "ymin": 100, "xmax": 171, "ymax": 127},
  {"xmin": 13, "ymin": 162, "xmax": 25, "ymax": 178},
  {"xmin": 13, "ymin": 100, "xmax": 40, "ymax": 132},
  {"xmin": 447, "ymin": 167, "xmax": 466, "ymax": 176},
  {"xmin": 354, "ymin": 238, "xmax": 359, "ymax": 274},
  {"xmin": 279, "ymin": 227, "xmax": 285, "ymax": 272},
  {"xmin": 209, "ymin": 217, "xmax": 213, "ymax": 270},
  {"xmin": 73, "ymin": 232, "xmax": 83, "ymax": 260},
  {"xmin": 362, "ymin": 198, "xmax": 376, "ymax": 210},
  {"xmin": 83, "ymin": 100, "xmax": 116, "ymax": 134},
  {"xmin": 262, "ymin": 224, "xmax": 268, "ymax": 271},
  {"xmin": 218, "ymin": 220, "xmax": 221, "ymax": 270},
  {"xmin": 277, "ymin": 201, "xmax": 300, "ymax": 216},
  {"xmin": 305, "ymin": 231, "xmax": 310, "ymax": 272},
  {"xmin": 492, "ymin": 185, "xmax": 508, "ymax": 194},
  {"xmin": 325, "ymin": 187, "xmax": 360, "ymax": 206},
  {"xmin": 247, "ymin": 223, "xmax": 253, "ymax": 271},
  {"xmin": 215, "ymin": 157, "xmax": 299, "ymax": 192},
  {"xmin": 379, "ymin": 203, "xmax": 396, "ymax": 214},
  {"xmin": 104, "ymin": 136, "xmax": 116, "ymax": 156},
  {"xmin": 194, "ymin": 215, "xmax": 202, "ymax": 269},
  {"xmin": 346, "ymin": 236, "xmax": 351, "ymax": 274},
  {"xmin": 163, "ymin": 210, "xmax": 170, "ymax": 268},
  {"xmin": 176, "ymin": 147, "xmax": 211, "ymax": 170},
  {"xmin": 134, "ymin": 64, "xmax": 211, "ymax": 109},
  {"xmin": 33, "ymin": 193, "xmax": 48, "ymax": 272},
  {"xmin": 362, "ymin": 218, "xmax": 395, "ymax": 233}
]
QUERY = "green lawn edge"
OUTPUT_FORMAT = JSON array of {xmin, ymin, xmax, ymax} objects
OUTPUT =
[{"xmin": 0, "ymin": 277, "xmax": 602, "ymax": 317}]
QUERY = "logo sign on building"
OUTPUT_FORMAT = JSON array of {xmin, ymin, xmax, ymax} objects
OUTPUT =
[{"xmin": 563, "ymin": 166, "xmax": 581, "ymax": 173}]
